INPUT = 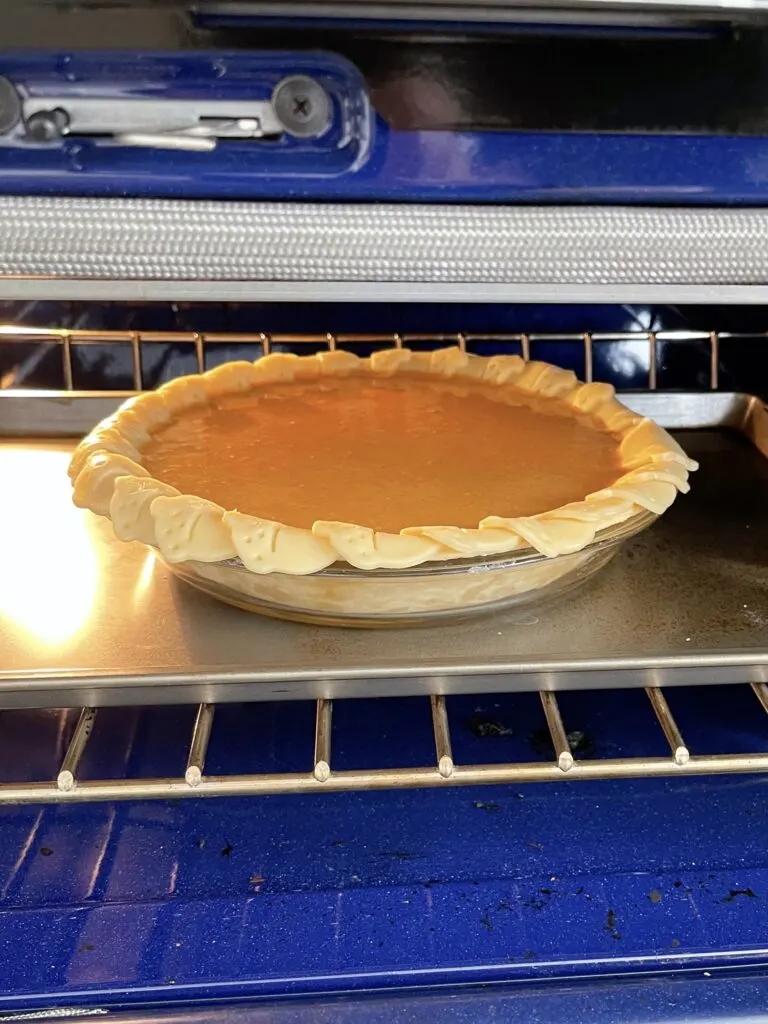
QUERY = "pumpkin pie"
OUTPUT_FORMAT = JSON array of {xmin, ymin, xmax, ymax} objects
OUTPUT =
[{"xmin": 69, "ymin": 347, "xmax": 697, "ymax": 575}]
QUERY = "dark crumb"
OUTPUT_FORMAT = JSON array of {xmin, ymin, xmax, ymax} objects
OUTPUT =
[
  {"xmin": 605, "ymin": 909, "xmax": 621, "ymax": 940},
  {"xmin": 566, "ymin": 730, "xmax": 596, "ymax": 758},
  {"xmin": 468, "ymin": 716, "xmax": 513, "ymax": 738},
  {"xmin": 379, "ymin": 850, "xmax": 421, "ymax": 861},
  {"xmin": 721, "ymin": 888, "xmax": 758, "ymax": 903},
  {"xmin": 78, "ymin": 943, "xmax": 94, "ymax": 953},
  {"xmin": 674, "ymin": 880, "xmax": 683, "ymax": 888},
  {"xmin": 525, "ymin": 840, "xmax": 545, "ymax": 852},
  {"xmin": 197, "ymin": 838, "xmax": 206, "ymax": 850},
  {"xmin": 497, "ymin": 899, "xmax": 511, "ymax": 912},
  {"xmin": 671, "ymin": 938, "xmax": 681, "ymax": 948},
  {"xmin": 39, "ymin": 847, "xmax": 53, "ymax": 857},
  {"xmin": 473, "ymin": 801, "xmax": 501, "ymax": 813},
  {"xmin": 649, "ymin": 889, "xmax": 663, "ymax": 905},
  {"xmin": 480, "ymin": 911, "xmax": 493, "ymax": 932},
  {"xmin": 523, "ymin": 896, "xmax": 546, "ymax": 911},
  {"xmin": 574, "ymin": 886, "xmax": 585, "ymax": 896},
  {"xmin": 540, "ymin": 888, "xmax": 553, "ymax": 896},
  {"xmin": 378, "ymin": 940, "xmax": 384, "ymax": 947},
  {"xmin": 423, "ymin": 878, "xmax": 442, "ymax": 888},
  {"xmin": 331, "ymin": 839, "xmax": 346, "ymax": 847},
  {"xmin": 523, "ymin": 949, "xmax": 535, "ymax": 960},
  {"xmin": 221, "ymin": 839, "xmax": 234, "ymax": 858}
]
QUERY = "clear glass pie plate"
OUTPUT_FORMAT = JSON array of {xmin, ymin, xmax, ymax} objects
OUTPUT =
[{"xmin": 159, "ymin": 509, "xmax": 658, "ymax": 628}]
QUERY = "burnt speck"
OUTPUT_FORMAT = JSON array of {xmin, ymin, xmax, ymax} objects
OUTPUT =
[
  {"xmin": 525, "ymin": 840, "xmax": 545, "ymax": 852},
  {"xmin": 331, "ymin": 839, "xmax": 346, "ymax": 847},
  {"xmin": 671, "ymin": 938, "xmax": 681, "ymax": 948},
  {"xmin": 39, "ymin": 847, "xmax": 53, "ymax": 857},
  {"xmin": 480, "ymin": 911, "xmax": 493, "ymax": 932},
  {"xmin": 674, "ymin": 880, "xmax": 683, "ymax": 888},
  {"xmin": 721, "ymin": 888, "xmax": 758, "ymax": 903},
  {"xmin": 423, "ymin": 878, "xmax": 442, "ymax": 888},
  {"xmin": 574, "ymin": 886, "xmax": 585, "ymax": 896},
  {"xmin": 379, "ymin": 850, "xmax": 421, "ymax": 861},
  {"xmin": 649, "ymin": 889, "xmax": 663, "ymax": 904},
  {"xmin": 473, "ymin": 800, "xmax": 501, "ymax": 813},
  {"xmin": 523, "ymin": 949, "xmax": 535, "ymax": 960},
  {"xmin": 497, "ymin": 899, "xmax": 512, "ymax": 912},
  {"xmin": 78, "ymin": 943, "xmax": 94, "ymax": 953},
  {"xmin": 566, "ymin": 730, "xmax": 596, "ymax": 757},
  {"xmin": 523, "ymin": 895, "xmax": 547, "ymax": 911},
  {"xmin": 221, "ymin": 839, "xmax": 234, "ymax": 858},
  {"xmin": 468, "ymin": 715, "xmax": 513, "ymax": 738},
  {"xmin": 540, "ymin": 887, "xmax": 553, "ymax": 896},
  {"xmin": 605, "ymin": 908, "xmax": 621, "ymax": 940}
]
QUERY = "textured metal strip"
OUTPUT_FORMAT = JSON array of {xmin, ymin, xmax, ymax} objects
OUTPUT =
[
  {"xmin": 5, "ymin": 281, "xmax": 768, "ymax": 303},
  {"xmin": 2, "ymin": 198, "xmax": 768, "ymax": 288},
  {"xmin": 196, "ymin": 0, "xmax": 768, "ymax": 23}
]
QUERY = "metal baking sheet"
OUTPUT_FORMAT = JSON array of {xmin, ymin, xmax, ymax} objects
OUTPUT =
[{"xmin": 0, "ymin": 392, "xmax": 766, "ymax": 709}]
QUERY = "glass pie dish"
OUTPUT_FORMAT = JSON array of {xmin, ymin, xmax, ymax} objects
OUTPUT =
[{"xmin": 160, "ymin": 508, "xmax": 657, "ymax": 628}]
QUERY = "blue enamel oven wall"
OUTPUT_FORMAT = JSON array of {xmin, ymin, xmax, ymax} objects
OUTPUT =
[
  {"xmin": 3, "ymin": 686, "xmax": 768, "ymax": 1013},
  {"xmin": 0, "ymin": 35, "xmax": 767, "ymax": 204}
]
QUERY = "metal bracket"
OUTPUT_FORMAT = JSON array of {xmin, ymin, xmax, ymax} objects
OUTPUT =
[{"xmin": 0, "ymin": 74, "xmax": 332, "ymax": 151}]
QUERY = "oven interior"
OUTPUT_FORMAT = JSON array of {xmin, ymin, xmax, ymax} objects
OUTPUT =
[{"xmin": 2, "ymin": 300, "xmax": 768, "ymax": 1013}]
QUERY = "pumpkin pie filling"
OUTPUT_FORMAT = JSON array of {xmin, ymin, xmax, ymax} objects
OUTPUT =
[
  {"xmin": 69, "ymin": 348, "xmax": 697, "ymax": 575},
  {"xmin": 142, "ymin": 375, "xmax": 624, "ymax": 534}
]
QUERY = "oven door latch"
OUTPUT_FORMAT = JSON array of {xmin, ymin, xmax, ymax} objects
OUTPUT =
[{"xmin": 0, "ymin": 74, "xmax": 332, "ymax": 150}]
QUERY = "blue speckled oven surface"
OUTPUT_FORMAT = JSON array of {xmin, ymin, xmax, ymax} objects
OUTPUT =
[{"xmin": 2, "ymin": 686, "xmax": 768, "ymax": 1013}]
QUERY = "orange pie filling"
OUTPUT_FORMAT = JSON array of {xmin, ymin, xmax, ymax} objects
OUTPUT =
[
  {"xmin": 69, "ymin": 349, "xmax": 698, "ymax": 574},
  {"xmin": 142, "ymin": 376, "xmax": 624, "ymax": 534}
]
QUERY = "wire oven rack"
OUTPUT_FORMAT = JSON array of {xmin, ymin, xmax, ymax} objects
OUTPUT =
[
  {"xmin": 5, "ymin": 683, "xmax": 768, "ymax": 805},
  {"xmin": 0, "ymin": 324, "xmax": 730, "ymax": 393},
  {"xmin": 1, "ymin": 324, "xmax": 767, "ymax": 804}
]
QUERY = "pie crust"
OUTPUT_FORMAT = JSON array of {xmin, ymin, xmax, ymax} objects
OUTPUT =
[{"xmin": 69, "ymin": 347, "xmax": 697, "ymax": 574}]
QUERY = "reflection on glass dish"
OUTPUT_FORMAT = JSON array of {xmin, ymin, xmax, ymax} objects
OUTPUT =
[{"xmin": 161, "ymin": 509, "xmax": 657, "ymax": 628}]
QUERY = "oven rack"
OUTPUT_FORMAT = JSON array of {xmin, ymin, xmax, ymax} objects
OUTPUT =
[
  {"xmin": 6, "ymin": 684, "xmax": 768, "ymax": 805},
  {"xmin": 3, "ymin": 329, "xmax": 768, "ymax": 723},
  {"xmin": 0, "ymin": 325, "xmax": 730, "ymax": 395}
]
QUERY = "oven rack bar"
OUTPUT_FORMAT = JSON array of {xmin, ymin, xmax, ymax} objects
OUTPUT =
[
  {"xmin": 4, "ymin": 684, "xmax": 768, "ymax": 805},
  {"xmin": 0, "ymin": 326, "xmax": 746, "ymax": 392}
]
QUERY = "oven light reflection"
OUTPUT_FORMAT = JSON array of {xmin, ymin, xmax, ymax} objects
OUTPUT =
[
  {"xmin": 0, "ymin": 447, "xmax": 99, "ymax": 646},
  {"xmin": 134, "ymin": 549, "xmax": 158, "ymax": 606}
]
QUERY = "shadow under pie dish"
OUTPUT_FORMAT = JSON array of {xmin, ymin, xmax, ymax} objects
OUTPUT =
[{"xmin": 69, "ymin": 347, "xmax": 697, "ymax": 626}]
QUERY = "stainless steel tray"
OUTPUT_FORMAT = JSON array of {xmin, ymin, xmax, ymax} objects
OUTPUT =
[{"xmin": 1, "ymin": 391, "xmax": 766, "ymax": 709}]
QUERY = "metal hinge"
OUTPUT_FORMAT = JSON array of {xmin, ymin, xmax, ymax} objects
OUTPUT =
[{"xmin": 0, "ymin": 74, "xmax": 331, "ymax": 151}]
